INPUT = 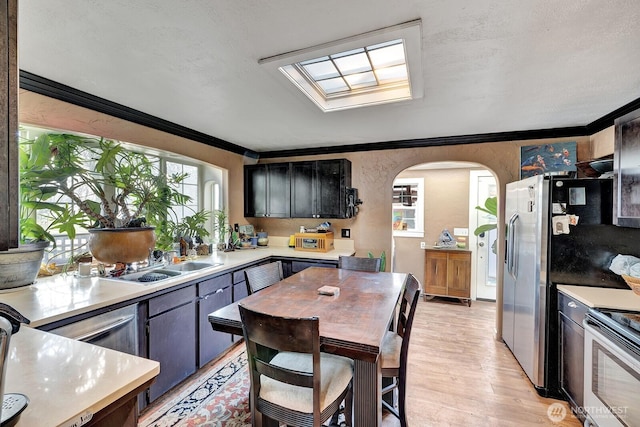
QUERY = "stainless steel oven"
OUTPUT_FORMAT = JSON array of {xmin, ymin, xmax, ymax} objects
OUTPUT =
[{"xmin": 583, "ymin": 309, "xmax": 640, "ymax": 427}]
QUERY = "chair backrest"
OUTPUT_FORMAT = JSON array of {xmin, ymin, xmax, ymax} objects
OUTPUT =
[
  {"xmin": 244, "ymin": 260, "xmax": 283, "ymax": 295},
  {"xmin": 397, "ymin": 274, "xmax": 420, "ymax": 339},
  {"xmin": 338, "ymin": 255, "xmax": 381, "ymax": 272},
  {"xmin": 239, "ymin": 304, "xmax": 323, "ymax": 422},
  {"xmin": 397, "ymin": 273, "xmax": 421, "ymax": 427}
]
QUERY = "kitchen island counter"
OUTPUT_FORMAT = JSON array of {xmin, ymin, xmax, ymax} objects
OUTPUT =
[
  {"xmin": 557, "ymin": 284, "xmax": 640, "ymax": 311},
  {"xmin": 6, "ymin": 327, "xmax": 159, "ymax": 427}
]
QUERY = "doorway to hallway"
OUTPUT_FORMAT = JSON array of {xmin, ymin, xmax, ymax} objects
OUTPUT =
[{"xmin": 469, "ymin": 170, "xmax": 497, "ymax": 301}]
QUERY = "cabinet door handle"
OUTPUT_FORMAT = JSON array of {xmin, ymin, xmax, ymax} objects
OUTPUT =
[
  {"xmin": 216, "ymin": 288, "xmax": 224, "ymax": 294},
  {"xmin": 568, "ymin": 301, "xmax": 577, "ymax": 309}
]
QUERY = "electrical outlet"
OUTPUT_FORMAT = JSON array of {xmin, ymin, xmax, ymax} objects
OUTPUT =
[
  {"xmin": 453, "ymin": 227, "xmax": 469, "ymax": 236},
  {"xmin": 341, "ymin": 228, "xmax": 351, "ymax": 238},
  {"xmin": 420, "ymin": 241, "xmax": 427, "ymax": 249}
]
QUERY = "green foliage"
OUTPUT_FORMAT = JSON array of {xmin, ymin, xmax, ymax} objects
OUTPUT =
[
  {"xmin": 367, "ymin": 250, "xmax": 387, "ymax": 272},
  {"xmin": 213, "ymin": 209, "xmax": 227, "ymax": 243},
  {"xmin": 473, "ymin": 196, "xmax": 497, "ymax": 236},
  {"xmin": 19, "ymin": 131, "xmax": 210, "ymax": 249},
  {"xmin": 176, "ymin": 211, "xmax": 211, "ymax": 241}
]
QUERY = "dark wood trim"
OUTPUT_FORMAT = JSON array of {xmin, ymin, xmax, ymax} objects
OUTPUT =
[
  {"xmin": 1, "ymin": 0, "xmax": 19, "ymax": 250},
  {"xmin": 585, "ymin": 96, "xmax": 640, "ymax": 134},
  {"xmin": 19, "ymin": 70, "xmax": 259, "ymax": 158},
  {"xmin": 258, "ymin": 126, "xmax": 589, "ymax": 158},
  {"xmin": 17, "ymin": 70, "xmax": 640, "ymax": 160}
]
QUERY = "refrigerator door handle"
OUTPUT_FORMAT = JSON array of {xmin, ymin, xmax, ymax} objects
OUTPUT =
[{"xmin": 507, "ymin": 212, "xmax": 519, "ymax": 278}]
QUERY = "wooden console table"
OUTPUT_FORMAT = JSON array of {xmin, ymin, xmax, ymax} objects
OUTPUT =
[{"xmin": 423, "ymin": 248, "xmax": 472, "ymax": 306}]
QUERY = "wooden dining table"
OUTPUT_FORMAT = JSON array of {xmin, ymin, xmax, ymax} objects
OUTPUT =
[{"xmin": 208, "ymin": 266, "xmax": 408, "ymax": 427}]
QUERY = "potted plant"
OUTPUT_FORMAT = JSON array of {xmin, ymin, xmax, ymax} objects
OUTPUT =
[
  {"xmin": 213, "ymin": 209, "xmax": 228, "ymax": 251},
  {"xmin": 19, "ymin": 132, "xmax": 203, "ymax": 264},
  {"xmin": 175, "ymin": 210, "xmax": 212, "ymax": 254},
  {"xmin": 473, "ymin": 196, "xmax": 498, "ymax": 253}
]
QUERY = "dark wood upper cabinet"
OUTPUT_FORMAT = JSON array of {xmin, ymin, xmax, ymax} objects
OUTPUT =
[
  {"xmin": 244, "ymin": 163, "xmax": 291, "ymax": 218},
  {"xmin": 291, "ymin": 159, "xmax": 351, "ymax": 218},
  {"xmin": 245, "ymin": 159, "xmax": 352, "ymax": 219}
]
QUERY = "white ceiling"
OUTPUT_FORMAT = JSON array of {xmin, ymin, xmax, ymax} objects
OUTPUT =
[{"xmin": 17, "ymin": 0, "xmax": 640, "ymax": 153}]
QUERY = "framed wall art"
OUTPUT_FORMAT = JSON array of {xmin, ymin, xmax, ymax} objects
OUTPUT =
[{"xmin": 520, "ymin": 141, "xmax": 577, "ymax": 179}]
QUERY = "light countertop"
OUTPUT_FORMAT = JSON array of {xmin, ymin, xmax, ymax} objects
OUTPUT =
[
  {"xmin": 6, "ymin": 327, "xmax": 159, "ymax": 427},
  {"xmin": 557, "ymin": 284, "xmax": 640, "ymax": 311},
  {"xmin": 0, "ymin": 237, "xmax": 353, "ymax": 426},
  {"xmin": 0, "ymin": 237, "xmax": 355, "ymax": 328}
]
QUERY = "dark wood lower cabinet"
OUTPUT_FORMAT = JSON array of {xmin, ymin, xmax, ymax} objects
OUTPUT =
[
  {"xmin": 198, "ymin": 276, "xmax": 232, "ymax": 368},
  {"xmin": 557, "ymin": 291, "xmax": 588, "ymax": 422},
  {"xmin": 147, "ymin": 286, "xmax": 197, "ymax": 402},
  {"xmin": 142, "ymin": 256, "xmax": 340, "ymax": 404}
]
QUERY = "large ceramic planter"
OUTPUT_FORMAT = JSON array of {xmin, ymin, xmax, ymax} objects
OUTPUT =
[
  {"xmin": 0, "ymin": 241, "xmax": 48, "ymax": 290},
  {"xmin": 88, "ymin": 227, "xmax": 156, "ymax": 264}
]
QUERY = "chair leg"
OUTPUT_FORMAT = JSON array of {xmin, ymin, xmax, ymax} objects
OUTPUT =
[
  {"xmin": 261, "ymin": 413, "xmax": 279, "ymax": 427},
  {"xmin": 381, "ymin": 376, "xmax": 400, "ymax": 420},
  {"xmin": 381, "ymin": 398, "xmax": 399, "ymax": 419},
  {"xmin": 344, "ymin": 386, "xmax": 353, "ymax": 427},
  {"xmin": 328, "ymin": 411, "xmax": 340, "ymax": 426}
]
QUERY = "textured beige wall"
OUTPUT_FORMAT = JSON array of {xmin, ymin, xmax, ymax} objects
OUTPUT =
[
  {"xmin": 18, "ymin": 90, "xmax": 596, "ymax": 337},
  {"xmin": 590, "ymin": 125, "xmax": 614, "ymax": 159},
  {"xmin": 18, "ymin": 91, "xmax": 248, "ymax": 227},
  {"xmin": 391, "ymin": 167, "xmax": 479, "ymax": 284}
]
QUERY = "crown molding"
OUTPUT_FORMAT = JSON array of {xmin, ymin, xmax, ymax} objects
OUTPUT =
[{"xmin": 19, "ymin": 70, "xmax": 258, "ymax": 158}]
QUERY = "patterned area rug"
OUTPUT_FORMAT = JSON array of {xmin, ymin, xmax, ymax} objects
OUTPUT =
[
  {"xmin": 139, "ymin": 343, "xmax": 346, "ymax": 427},
  {"xmin": 138, "ymin": 344, "xmax": 251, "ymax": 427}
]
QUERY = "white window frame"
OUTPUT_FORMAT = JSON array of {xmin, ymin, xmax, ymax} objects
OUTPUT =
[
  {"xmin": 20, "ymin": 125, "xmax": 226, "ymax": 264},
  {"xmin": 392, "ymin": 177, "xmax": 424, "ymax": 237}
]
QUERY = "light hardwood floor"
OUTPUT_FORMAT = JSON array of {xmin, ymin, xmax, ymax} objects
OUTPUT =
[{"xmin": 383, "ymin": 297, "xmax": 582, "ymax": 427}]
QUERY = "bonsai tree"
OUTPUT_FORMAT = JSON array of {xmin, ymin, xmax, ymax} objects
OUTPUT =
[{"xmin": 19, "ymin": 132, "xmax": 206, "ymax": 246}]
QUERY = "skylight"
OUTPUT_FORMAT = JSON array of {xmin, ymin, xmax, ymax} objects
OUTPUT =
[
  {"xmin": 296, "ymin": 39, "xmax": 408, "ymax": 97},
  {"xmin": 259, "ymin": 20, "xmax": 423, "ymax": 112}
]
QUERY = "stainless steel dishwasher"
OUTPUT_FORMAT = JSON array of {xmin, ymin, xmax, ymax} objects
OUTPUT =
[{"xmin": 48, "ymin": 304, "xmax": 139, "ymax": 356}]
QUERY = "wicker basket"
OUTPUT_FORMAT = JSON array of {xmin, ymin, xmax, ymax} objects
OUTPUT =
[{"xmin": 621, "ymin": 274, "xmax": 640, "ymax": 296}]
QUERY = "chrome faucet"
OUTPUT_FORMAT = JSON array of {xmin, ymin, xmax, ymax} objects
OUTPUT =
[{"xmin": 148, "ymin": 248, "xmax": 165, "ymax": 268}]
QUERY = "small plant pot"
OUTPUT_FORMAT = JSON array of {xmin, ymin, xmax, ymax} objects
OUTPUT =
[{"xmin": 0, "ymin": 241, "xmax": 49, "ymax": 290}]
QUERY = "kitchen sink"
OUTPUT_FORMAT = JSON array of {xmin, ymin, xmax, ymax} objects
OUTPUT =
[
  {"xmin": 105, "ymin": 261, "xmax": 223, "ymax": 285},
  {"xmin": 110, "ymin": 268, "xmax": 183, "ymax": 284},
  {"xmin": 164, "ymin": 261, "xmax": 223, "ymax": 272}
]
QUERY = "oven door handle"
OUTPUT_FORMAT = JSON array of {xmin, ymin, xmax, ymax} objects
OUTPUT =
[{"xmin": 71, "ymin": 314, "xmax": 136, "ymax": 343}]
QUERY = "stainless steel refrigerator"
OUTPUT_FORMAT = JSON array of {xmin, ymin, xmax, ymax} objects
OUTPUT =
[{"xmin": 503, "ymin": 174, "xmax": 621, "ymax": 397}]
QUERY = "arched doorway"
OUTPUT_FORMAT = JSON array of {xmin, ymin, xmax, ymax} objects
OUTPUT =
[{"xmin": 391, "ymin": 161, "xmax": 498, "ymax": 304}]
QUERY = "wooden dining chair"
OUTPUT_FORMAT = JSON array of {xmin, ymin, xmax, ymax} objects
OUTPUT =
[
  {"xmin": 244, "ymin": 260, "xmax": 283, "ymax": 295},
  {"xmin": 380, "ymin": 273, "xmax": 421, "ymax": 427},
  {"xmin": 238, "ymin": 304, "xmax": 354, "ymax": 427},
  {"xmin": 338, "ymin": 255, "xmax": 381, "ymax": 272}
]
